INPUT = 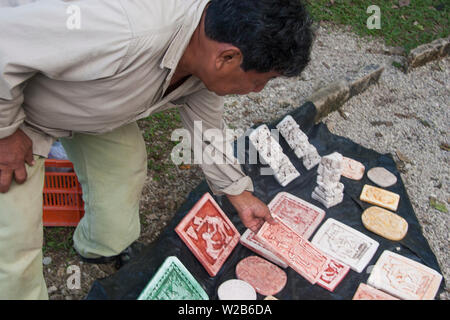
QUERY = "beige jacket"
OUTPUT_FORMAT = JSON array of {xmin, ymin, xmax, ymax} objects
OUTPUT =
[{"xmin": 0, "ymin": 0, "xmax": 254, "ymax": 195}]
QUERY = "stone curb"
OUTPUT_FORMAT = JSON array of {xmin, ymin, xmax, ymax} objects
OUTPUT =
[
  {"xmin": 307, "ymin": 64, "xmax": 385, "ymax": 123},
  {"xmin": 407, "ymin": 36, "xmax": 450, "ymax": 71}
]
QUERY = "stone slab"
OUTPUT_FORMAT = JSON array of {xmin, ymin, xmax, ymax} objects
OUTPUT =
[
  {"xmin": 175, "ymin": 192, "xmax": 240, "ymax": 277},
  {"xmin": 367, "ymin": 167, "xmax": 397, "ymax": 188},
  {"xmin": 235, "ymin": 256, "xmax": 287, "ymax": 296},
  {"xmin": 362, "ymin": 206, "xmax": 408, "ymax": 241},
  {"xmin": 217, "ymin": 279, "xmax": 257, "ymax": 300},
  {"xmin": 311, "ymin": 218, "xmax": 379, "ymax": 273},
  {"xmin": 341, "ymin": 156, "xmax": 365, "ymax": 180},
  {"xmin": 256, "ymin": 218, "xmax": 329, "ymax": 284},
  {"xmin": 138, "ymin": 256, "xmax": 209, "ymax": 300},
  {"xmin": 240, "ymin": 229, "xmax": 288, "ymax": 269},
  {"xmin": 268, "ymin": 192, "xmax": 325, "ymax": 240},
  {"xmin": 352, "ymin": 283, "xmax": 399, "ymax": 300},
  {"xmin": 367, "ymin": 250, "xmax": 443, "ymax": 300},
  {"xmin": 360, "ymin": 184, "xmax": 400, "ymax": 212}
]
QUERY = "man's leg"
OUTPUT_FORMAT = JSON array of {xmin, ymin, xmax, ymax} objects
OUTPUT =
[
  {"xmin": 60, "ymin": 122, "xmax": 147, "ymax": 259},
  {"xmin": 0, "ymin": 156, "xmax": 48, "ymax": 299}
]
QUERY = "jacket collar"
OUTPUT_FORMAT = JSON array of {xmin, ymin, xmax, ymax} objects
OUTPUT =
[{"xmin": 160, "ymin": 0, "xmax": 210, "ymax": 74}]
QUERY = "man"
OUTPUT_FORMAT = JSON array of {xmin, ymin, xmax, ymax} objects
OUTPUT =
[{"xmin": 0, "ymin": 0, "xmax": 313, "ymax": 299}]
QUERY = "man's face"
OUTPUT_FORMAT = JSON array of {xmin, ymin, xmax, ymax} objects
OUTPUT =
[{"xmin": 203, "ymin": 67, "xmax": 280, "ymax": 96}]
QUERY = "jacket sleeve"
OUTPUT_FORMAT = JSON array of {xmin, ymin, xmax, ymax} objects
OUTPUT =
[
  {"xmin": 0, "ymin": 0, "xmax": 130, "ymax": 139},
  {"xmin": 178, "ymin": 88, "xmax": 254, "ymax": 196}
]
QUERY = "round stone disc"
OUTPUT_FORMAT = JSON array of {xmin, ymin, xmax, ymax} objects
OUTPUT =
[
  {"xmin": 235, "ymin": 256, "xmax": 287, "ymax": 296},
  {"xmin": 362, "ymin": 206, "xmax": 408, "ymax": 241},
  {"xmin": 341, "ymin": 157, "xmax": 365, "ymax": 180},
  {"xmin": 367, "ymin": 167, "xmax": 397, "ymax": 187},
  {"xmin": 217, "ymin": 279, "xmax": 256, "ymax": 300}
]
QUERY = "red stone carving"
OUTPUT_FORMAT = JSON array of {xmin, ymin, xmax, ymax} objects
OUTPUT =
[{"xmin": 175, "ymin": 192, "xmax": 240, "ymax": 277}]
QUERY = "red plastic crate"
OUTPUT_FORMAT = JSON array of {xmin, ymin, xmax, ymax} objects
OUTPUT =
[{"xmin": 43, "ymin": 159, "xmax": 85, "ymax": 227}]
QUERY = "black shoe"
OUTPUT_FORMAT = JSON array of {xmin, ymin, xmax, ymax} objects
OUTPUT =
[
  {"xmin": 78, "ymin": 241, "xmax": 146, "ymax": 269},
  {"xmin": 78, "ymin": 254, "xmax": 117, "ymax": 265},
  {"xmin": 114, "ymin": 241, "xmax": 146, "ymax": 270}
]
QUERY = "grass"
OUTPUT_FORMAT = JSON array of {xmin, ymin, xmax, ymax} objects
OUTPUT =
[
  {"xmin": 138, "ymin": 108, "xmax": 183, "ymax": 182},
  {"xmin": 392, "ymin": 60, "xmax": 407, "ymax": 72},
  {"xmin": 43, "ymin": 227, "xmax": 76, "ymax": 256},
  {"xmin": 305, "ymin": 0, "xmax": 449, "ymax": 53}
]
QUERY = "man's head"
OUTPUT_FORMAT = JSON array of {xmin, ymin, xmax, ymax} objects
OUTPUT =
[{"xmin": 192, "ymin": 0, "xmax": 313, "ymax": 96}]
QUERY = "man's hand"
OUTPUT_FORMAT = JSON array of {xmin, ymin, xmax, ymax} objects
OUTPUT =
[
  {"xmin": 0, "ymin": 128, "xmax": 35, "ymax": 193},
  {"xmin": 226, "ymin": 190, "xmax": 276, "ymax": 233}
]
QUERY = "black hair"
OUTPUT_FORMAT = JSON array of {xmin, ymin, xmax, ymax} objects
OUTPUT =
[{"xmin": 204, "ymin": 0, "xmax": 314, "ymax": 77}]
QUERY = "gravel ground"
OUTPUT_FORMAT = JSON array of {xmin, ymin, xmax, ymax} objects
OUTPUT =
[
  {"xmin": 222, "ymin": 23, "xmax": 449, "ymax": 300},
  {"xmin": 42, "ymin": 22, "xmax": 448, "ymax": 300}
]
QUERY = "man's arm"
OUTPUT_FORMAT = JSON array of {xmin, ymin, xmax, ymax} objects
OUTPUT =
[{"xmin": 178, "ymin": 88, "xmax": 275, "ymax": 232}]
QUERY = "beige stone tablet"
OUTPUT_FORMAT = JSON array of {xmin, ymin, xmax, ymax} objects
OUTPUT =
[
  {"xmin": 362, "ymin": 206, "xmax": 408, "ymax": 241},
  {"xmin": 367, "ymin": 167, "xmax": 397, "ymax": 188},
  {"xmin": 360, "ymin": 185, "xmax": 400, "ymax": 212}
]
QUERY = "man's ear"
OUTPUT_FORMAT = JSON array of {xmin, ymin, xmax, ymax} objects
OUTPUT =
[{"xmin": 215, "ymin": 47, "xmax": 242, "ymax": 71}]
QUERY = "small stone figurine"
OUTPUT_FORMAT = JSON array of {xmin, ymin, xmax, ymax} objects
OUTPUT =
[{"xmin": 312, "ymin": 152, "xmax": 344, "ymax": 208}]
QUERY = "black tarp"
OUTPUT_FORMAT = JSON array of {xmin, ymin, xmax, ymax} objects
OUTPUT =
[{"xmin": 86, "ymin": 102, "xmax": 445, "ymax": 300}]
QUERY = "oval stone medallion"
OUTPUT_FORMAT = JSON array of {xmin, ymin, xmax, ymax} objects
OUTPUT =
[
  {"xmin": 235, "ymin": 255, "xmax": 287, "ymax": 296},
  {"xmin": 362, "ymin": 206, "xmax": 408, "ymax": 241}
]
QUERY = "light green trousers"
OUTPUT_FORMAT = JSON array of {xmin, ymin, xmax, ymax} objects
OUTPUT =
[
  {"xmin": 0, "ymin": 155, "xmax": 47, "ymax": 300},
  {"xmin": 0, "ymin": 122, "xmax": 147, "ymax": 299}
]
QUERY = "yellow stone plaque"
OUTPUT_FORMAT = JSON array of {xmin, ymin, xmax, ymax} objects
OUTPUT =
[{"xmin": 360, "ymin": 185, "xmax": 400, "ymax": 211}]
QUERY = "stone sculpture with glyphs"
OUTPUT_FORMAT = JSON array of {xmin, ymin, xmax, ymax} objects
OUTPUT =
[
  {"xmin": 249, "ymin": 124, "xmax": 300, "ymax": 187},
  {"xmin": 276, "ymin": 115, "xmax": 321, "ymax": 170}
]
